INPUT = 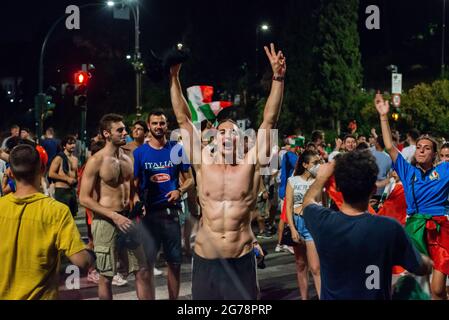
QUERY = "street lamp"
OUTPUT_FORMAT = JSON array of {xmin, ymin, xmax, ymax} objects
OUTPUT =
[
  {"xmin": 107, "ymin": 0, "xmax": 143, "ymax": 119},
  {"xmin": 256, "ymin": 23, "xmax": 270, "ymax": 78}
]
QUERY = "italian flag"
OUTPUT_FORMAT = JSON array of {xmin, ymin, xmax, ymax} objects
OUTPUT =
[{"xmin": 187, "ymin": 86, "xmax": 233, "ymax": 123}]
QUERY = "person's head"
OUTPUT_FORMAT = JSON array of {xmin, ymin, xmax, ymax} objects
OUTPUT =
[
  {"xmin": 440, "ymin": 143, "xmax": 449, "ymax": 162},
  {"xmin": 20, "ymin": 128, "xmax": 31, "ymax": 140},
  {"xmin": 216, "ymin": 118, "xmax": 241, "ymax": 159},
  {"xmin": 414, "ymin": 135, "xmax": 438, "ymax": 167},
  {"xmin": 45, "ymin": 127, "xmax": 55, "ymax": 138},
  {"xmin": 311, "ymin": 130, "xmax": 324, "ymax": 145},
  {"xmin": 343, "ymin": 134, "xmax": 357, "ymax": 152},
  {"xmin": 368, "ymin": 134, "xmax": 376, "ymax": 146},
  {"xmin": 407, "ymin": 129, "xmax": 420, "ymax": 145},
  {"xmin": 375, "ymin": 135, "xmax": 385, "ymax": 150},
  {"xmin": 306, "ymin": 142, "xmax": 317, "ymax": 152},
  {"xmin": 9, "ymin": 144, "xmax": 41, "ymax": 185},
  {"xmin": 90, "ymin": 139, "xmax": 105, "ymax": 155},
  {"xmin": 61, "ymin": 135, "xmax": 77, "ymax": 154},
  {"xmin": 10, "ymin": 124, "xmax": 19, "ymax": 137},
  {"xmin": 334, "ymin": 150, "xmax": 379, "ymax": 207},
  {"xmin": 294, "ymin": 150, "xmax": 320, "ymax": 177},
  {"xmin": 147, "ymin": 110, "xmax": 168, "ymax": 139},
  {"xmin": 99, "ymin": 113, "xmax": 127, "ymax": 147},
  {"xmin": 357, "ymin": 135, "xmax": 367, "ymax": 144},
  {"xmin": 132, "ymin": 120, "xmax": 149, "ymax": 142},
  {"xmin": 356, "ymin": 141, "xmax": 370, "ymax": 151}
]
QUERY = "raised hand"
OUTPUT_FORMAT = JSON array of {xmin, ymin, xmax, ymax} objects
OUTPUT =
[
  {"xmin": 170, "ymin": 64, "xmax": 182, "ymax": 77},
  {"xmin": 264, "ymin": 43, "xmax": 286, "ymax": 77},
  {"xmin": 375, "ymin": 91, "xmax": 389, "ymax": 116}
]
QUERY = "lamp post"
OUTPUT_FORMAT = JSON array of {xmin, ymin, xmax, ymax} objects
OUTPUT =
[
  {"xmin": 255, "ymin": 24, "xmax": 270, "ymax": 78},
  {"xmin": 108, "ymin": 0, "xmax": 143, "ymax": 119}
]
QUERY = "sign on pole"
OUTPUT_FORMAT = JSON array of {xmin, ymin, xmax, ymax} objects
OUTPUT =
[{"xmin": 392, "ymin": 73, "xmax": 402, "ymax": 94}]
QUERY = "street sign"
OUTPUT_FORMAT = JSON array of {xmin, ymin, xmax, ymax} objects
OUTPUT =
[
  {"xmin": 392, "ymin": 94, "xmax": 401, "ymax": 107},
  {"xmin": 392, "ymin": 73, "xmax": 402, "ymax": 94}
]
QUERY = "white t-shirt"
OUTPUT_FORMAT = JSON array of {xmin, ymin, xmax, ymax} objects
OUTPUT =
[
  {"xmin": 288, "ymin": 175, "xmax": 315, "ymax": 209},
  {"xmin": 401, "ymin": 145, "xmax": 416, "ymax": 163}
]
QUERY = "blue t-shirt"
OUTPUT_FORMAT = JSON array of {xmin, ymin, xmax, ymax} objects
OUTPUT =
[
  {"xmin": 133, "ymin": 141, "xmax": 190, "ymax": 210},
  {"xmin": 40, "ymin": 138, "xmax": 60, "ymax": 166},
  {"xmin": 279, "ymin": 151, "xmax": 298, "ymax": 200},
  {"xmin": 393, "ymin": 152, "xmax": 449, "ymax": 216},
  {"xmin": 303, "ymin": 204, "xmax": 422, "ymax": 300}
]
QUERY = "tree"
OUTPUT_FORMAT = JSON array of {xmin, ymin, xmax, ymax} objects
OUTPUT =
[{"xmin": 311, "ymin": 0, "xmax": 363, "ymax": 134}]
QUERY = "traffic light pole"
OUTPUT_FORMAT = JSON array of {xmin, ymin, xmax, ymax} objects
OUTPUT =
[{"xmin": 129, "ymin": 4, "xmax": 143, "ymax": 119}]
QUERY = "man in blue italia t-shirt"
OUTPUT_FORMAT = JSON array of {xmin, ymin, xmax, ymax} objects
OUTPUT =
[{"xmin": 134, "ymin": 110, "xmax": 193, "ymax": 300}]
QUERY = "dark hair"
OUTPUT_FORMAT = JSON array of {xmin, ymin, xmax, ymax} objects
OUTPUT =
[
  {"xmin": 10, "ymin": 124, "xmax": 19, "ymax": 130},
  {"xmin": 334, "ymin": 150, "xmax": 379, "ymax": 205},
  {"xmin": 21, "ymin": 127, "xmax": 31, "ymax": 134},
  {"xmin": 311, "ymin": 130, "xmax": 324, "ymax": 142},
  {"xmin": 6, "ymin": 137, "xmax": 35, "ymax": 152},
  {"xmin": 99, "ymin": 113, "xmax": 124, "ymax": 138},
  {"xmin": 147, "ymin": 110, "xmax": 166, "ymax": 122},
  {"xmin": 343, "ymin": 134, "xmax": 356, "ymax": 142},
  {"xmin": 294, "ymin": 150, "xmax": 318, "ymax": 176},
  {"xmin": 356, "ymin": 142, "xmax": 370, "ymax": 151},
  {"xmin": 306, "ymin": 142, "xmax": 317, "ymax": 150},
  {"xmin": 9, "ymin": 144, "xmax": 41, "ymax": 183},
  {"xmin": 133, "ymin": 120, "xmax": 149, "ymax": 134},
  {"xmin": 407, "ymin": 129, "xmax": 420, "ymax": 142},
  {"xmin": 376, "ymin": 135, "xmax": 386, "ymax": 149},
  {"xmin": 441, "ymin": 142, "xmax": 449, "ymax": 150},
  {"xmin": 89, "ymin": 140, "xmax": 105, "ymax": 155},
  {"xmin": 61, "ymin": 135, "xmax": 76, "ymax": 149}
]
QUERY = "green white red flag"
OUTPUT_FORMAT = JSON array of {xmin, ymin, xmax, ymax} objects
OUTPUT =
[{"xmin": 187, "ymin": 85, "xmax": 233, "ymax": 123}]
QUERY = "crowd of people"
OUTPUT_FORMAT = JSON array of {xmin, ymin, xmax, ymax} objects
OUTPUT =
[{"xmin": 0, "ymin": 43, "xmax": 447, "ymax": 300}]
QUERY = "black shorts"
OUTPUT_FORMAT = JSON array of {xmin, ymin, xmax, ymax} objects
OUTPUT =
[
  {"xmin": 54, "ymin": 187, "xmax": 78, "ymax": 216},
  {"xmin": 192, "ymin": 251, "xmax": 259, "ymax": 300}
]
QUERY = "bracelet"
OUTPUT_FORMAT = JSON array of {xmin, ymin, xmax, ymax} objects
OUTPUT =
[{"xmin": 272, "ymin": 75, "xmax": 285, "ymax": 82}]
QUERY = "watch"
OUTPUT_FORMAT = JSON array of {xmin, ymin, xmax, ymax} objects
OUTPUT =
[{"xmin": 272, "ymin": 75, "xmax": 285, "ymax": 82}]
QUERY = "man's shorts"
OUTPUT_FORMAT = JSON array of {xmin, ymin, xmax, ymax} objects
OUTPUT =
[
  {"xmin": 293, "ymin": 214, "xmax": 313, "ymax": 242},
  {"xmin": 256, "ymin": 198, "xmax": 269, "ymax": 219},
  {"xmin": 92, "ymin": 216, "xmax": 148, "ymax": 278},
  {"xmin": 141, "ymin": 207, "xmax": 182, "ymax": 265},
  {"xmin": 192, "ymin": 251, "xmax": 259, "ymax": 300},
  {"xmin": 426, "ymin": 216, "xmax": 449, "ymax": 275},
  {"xmin": 54, "ymin": 187, "xmax": 78, "ymax": 216}
]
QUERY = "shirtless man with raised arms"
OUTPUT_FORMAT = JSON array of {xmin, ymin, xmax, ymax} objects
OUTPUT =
[
  {"xmin": 169, "ymin": 43, "xmax": 286, "ymax": 300},
  {"xmin": 79, "ymin": 113, "xmax": 151, "ymax": 300}
]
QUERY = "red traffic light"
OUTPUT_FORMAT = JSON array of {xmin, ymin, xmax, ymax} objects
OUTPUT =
[{"xmin": 74, "ymin": 71, "xmax": 89, "ymax": 85}]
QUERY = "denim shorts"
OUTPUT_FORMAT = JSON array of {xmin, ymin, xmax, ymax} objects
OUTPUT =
[
  {"xmin": 293, "ymin": 214, "xmax": 313, "ymax": 242},
  {"xmin": 141, "ymin": 208, "xmax": 182, "ymax": 265}
]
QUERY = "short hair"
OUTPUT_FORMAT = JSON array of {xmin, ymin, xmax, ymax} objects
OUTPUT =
[
  {"xmin": 99, "ymin": 113, "xmax": 124, "ymax": 138},
  {"xmin": 61, "ymin": 135, "xmax": 76, "ymax": 148},
  {"xmin": 343, "ymin": 134, "xmax": 356, "ymax": 143},
  {"xmin": 147, "ymin": 110, "xmax": 166, "ymax": 123},
  {"xmin": 217, "ymin": 118, "xmax": 238, "ymax": 129},
  {"xmin": 9, "ymin": 144, "xmax": 41, "ymax": 183},
  {"xmin": 334, "ymin": 150, "xmax": 379, "ymax": 205},
  {"xmin": 45, "ymin": 127, "xmax": 55, "ymax": 135},
  {"xmin": 6, "ymin": 137, "xmax": 35, "ymax": 152},
  {"xmin": 407, "ymin": 129, "xmax": 420, "ymax": 142},
  {"xmin": 416, "ymin": 135, "xmax": 438, "ymax": 153},
  {"xmin": 89, "ymin": 140, "xmax": 105, "ymax": 155},
  {"xmin": 376, "ymin": 135, "xmax": 386, "ymax": 149},
  {"xmin": 133, "ymin": 120, "xmax": 149, "ymax": 134},
  {"xmin": 311, "ymin": 130, "xmax": 324, "ymax": 142},
  {"xmin": 306, "ymin": 142, "xmax": 317, "ymax": 150},
  {"xmin": 356, "ymin": 141, "xmax": 370, "ymax": 151},
  {"xmin": 10, "ymin": 124, "xmax": 19, "ymax": 130},
  {"xmin": 21, "ymin": 127, "xmax": 30, "ymax": 133}
]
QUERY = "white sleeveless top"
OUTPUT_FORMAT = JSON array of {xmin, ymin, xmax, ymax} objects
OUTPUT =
[{"xmin": 287, "ymin": 175, "xmax": 315, "ymax": 209}]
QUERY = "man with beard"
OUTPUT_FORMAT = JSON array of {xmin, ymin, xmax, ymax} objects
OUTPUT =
[
  {"xmin": 133, "ymin": 110, "xmax": 194, "ymax": 299},
  {"xmin": 79, "ymin": 114, "xmax": 151, "ymax": 300},
  {"xmin": 169, "ymin": 43, "xmax": 285, "ymax": 299},
  {"xmin": 49, "ymin": 135, "xmax": 79, "ymax": 216}
]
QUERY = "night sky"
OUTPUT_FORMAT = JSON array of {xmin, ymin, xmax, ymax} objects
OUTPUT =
[{"xmin": 0, "ymin": 0, "xmax": 446, "ymax": 132}]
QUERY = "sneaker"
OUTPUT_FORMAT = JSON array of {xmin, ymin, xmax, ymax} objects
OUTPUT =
[
  {"xmin": 153, "ymin": 267, "xmax": 163, "ymax": 276},
  {"xmin": 282, "ymin": 245, "xmax": 295, "ymax": 255},
  {"xmin": 275, "ymin": 244, "xmax": 282, "ymax": 252},
  {"xmin": 112, "ymin": 273, "xmax": 128, "ymax": 286},
  {"xmin": 259, "ymin": 231, "xmax": 273, "ymax": 239},
  {"xmin": 87, "ymin": 269, "xmax": 99, "ymax": 284}
]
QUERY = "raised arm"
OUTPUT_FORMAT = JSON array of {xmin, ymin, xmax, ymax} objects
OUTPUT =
[
  {"xmin": 375, "ymin": 92, "xmax": 398, "ymax": 162},
  {"xmin": 256, "ymin": 43, "xmax": 286, "ymax": 166},
  {"xmin": 169, "ymin": 64, "xmax": 201, "ymax": 167},
  {"xmin": 302, "ymin": 162, "xmax": 335, "ymax": 211}
]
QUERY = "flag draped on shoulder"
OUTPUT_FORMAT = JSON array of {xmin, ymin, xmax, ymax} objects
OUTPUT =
[{"xmin": 187, "ymin": 86, "xmax": 232, "ymax": 123}]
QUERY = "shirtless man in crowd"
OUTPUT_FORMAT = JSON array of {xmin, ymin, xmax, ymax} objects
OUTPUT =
[
  {"xmin": 79, "ymin": 113, "xmax": 151, "ymax": 300},
  {"xmin": 169, "ymin": 43, "xmax": 286, "ymax": 299}
]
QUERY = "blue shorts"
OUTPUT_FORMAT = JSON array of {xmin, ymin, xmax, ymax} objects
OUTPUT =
[
  {"xmin": 294, "ymin": 214, "xmax": 313, "ymax": 242},
  {"xmin": 141, "ymin": 208, "xmax": 182, "ymax": 265}
]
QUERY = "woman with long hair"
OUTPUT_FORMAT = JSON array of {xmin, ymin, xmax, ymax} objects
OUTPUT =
[{"xmin": 285, "ymin": 150, "xmax": 321, "ymax": 299}]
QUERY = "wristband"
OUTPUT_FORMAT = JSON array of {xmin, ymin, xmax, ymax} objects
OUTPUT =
[{"xmin": 272, "ymin": 75, "xmax": 285, "ymax": 82}]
